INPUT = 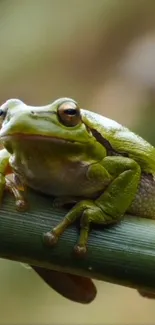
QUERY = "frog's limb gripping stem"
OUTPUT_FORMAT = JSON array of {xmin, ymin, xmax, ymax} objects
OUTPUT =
[
  {"xmin": 5, "ymin": 178, "xmax": 27, "ymax": 211},
  {"xmin": 0, "ymin": 149, "xmax": 27, "ymax": 211},
  {"xmin": 43, "ymin": 156, "xmax": 141, "ymax": 256},
  {"xmin": 43, "ymin": 200, "xmax": 95, "ymax": 255},
  {"xmin": 43, "ymin": 201, "xmax": 109, "ymax": 256}
]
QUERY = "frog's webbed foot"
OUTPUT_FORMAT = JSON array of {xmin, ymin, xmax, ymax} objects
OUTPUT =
[
  {"xmin": 5, "ymin": 177, "xmax": 28, "ymax": 211},
  {"xmin": 52, "ymin": 196, "xmax": 78, "ymax": 208}
]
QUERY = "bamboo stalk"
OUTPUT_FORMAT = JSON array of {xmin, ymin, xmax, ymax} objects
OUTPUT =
[{"xmin": 1, "ymin": 188, "xmax": 155, "ymax": 293}]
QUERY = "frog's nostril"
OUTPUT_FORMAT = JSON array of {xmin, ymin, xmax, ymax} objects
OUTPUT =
[
  {"xmin": 30, "ymin": 111, "xmax": 40, "ymax": 119},
  {"xmin": 31, "ymin": 111, "xmax": 38, "ymax": 117}
]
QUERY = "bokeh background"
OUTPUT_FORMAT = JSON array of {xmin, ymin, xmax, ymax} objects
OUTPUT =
[{"xmin": 1, "ymin": 0, "xmax": 155, "ymax": 323}]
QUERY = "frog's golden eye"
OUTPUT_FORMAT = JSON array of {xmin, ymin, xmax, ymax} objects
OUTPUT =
[{"xmin": 58, "ymin": 101, "xmax": 81, "ymax": 127}]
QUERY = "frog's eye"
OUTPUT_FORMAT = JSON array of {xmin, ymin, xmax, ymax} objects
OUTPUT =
[{"xmin": 58, "ymin": 101, "xmax": 81, "ymax": 127}]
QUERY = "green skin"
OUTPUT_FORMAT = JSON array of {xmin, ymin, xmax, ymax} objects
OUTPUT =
[{"xmin": 0, "ymin": 97, "xmax": 155, "ymax": 256}]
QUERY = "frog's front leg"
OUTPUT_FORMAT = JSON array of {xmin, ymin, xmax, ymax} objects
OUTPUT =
[
  {"xmin": 0, "ymin": 149, "xmax": 11, "ymax": 203},
  {"xmin": 44, "ymin": 157, "xmax": 141, "ymax": 255},
  {"xmin": 0, "ymin": 149, "xmax": 27, "ymax": 210},
  {"xmin": 5, "ymin": 177, "xmax": 27, "ymax": 211}
]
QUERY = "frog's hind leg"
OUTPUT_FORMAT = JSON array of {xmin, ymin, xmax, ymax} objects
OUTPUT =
[
  {"xmin": 43, "ymin": 200, "xmax": 108, "ymax": 255},
  {"xmin": 43, "ymin": 156, "xmax": 141, "ymax": 256}
]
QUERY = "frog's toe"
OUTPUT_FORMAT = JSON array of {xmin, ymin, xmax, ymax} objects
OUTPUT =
[
  {"xmin": 16, "ymin": 199, "xmax": 28, "ymax": 212},
  {"xmin": 74, "ymin": 244, "xmax": 87, "ymax": 257},
  {"xmin": 43, "ymin": 231, "xmax": 58, "ymax": 246}
]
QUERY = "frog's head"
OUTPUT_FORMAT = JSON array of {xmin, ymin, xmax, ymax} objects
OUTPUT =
[{"xmin": 0, "ymin": 98, "xmax": 94, "ymax": 145}]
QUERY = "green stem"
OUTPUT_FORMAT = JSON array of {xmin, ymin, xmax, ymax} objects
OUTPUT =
[{"xmin": 1, "ymin": 188, "xmax": 155, "ymax": 293}]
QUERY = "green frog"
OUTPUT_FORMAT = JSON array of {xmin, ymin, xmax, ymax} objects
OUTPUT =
[{"xmin": 0, "ymin": 97, "xmax": 155, "ymax": 257}]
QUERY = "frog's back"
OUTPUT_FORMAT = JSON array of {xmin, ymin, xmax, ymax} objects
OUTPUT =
[{"xmin": 82, "ymin": 109, "xmax": 155, "ymax": 174}]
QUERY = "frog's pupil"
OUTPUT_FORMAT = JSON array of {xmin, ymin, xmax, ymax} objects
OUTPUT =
[
  {"xmin": 65, "ymin": 108, "xmax": 76, "ymax": 116},
  {"xmin": 0, "ymin": 109, "xmax": 4, "ymax": 116}
]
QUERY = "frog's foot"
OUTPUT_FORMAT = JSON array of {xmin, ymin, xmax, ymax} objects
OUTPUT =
[
  {"xmin": 5, "ymin": 178, "xmax": 28, "ymax": 212},
  {"xmin": 52, "ymin": 196, "xmax": 78, "ymax": 208},
  {"xmin": 43, "ymin": 200, "xmax": 106, "ymax": 256},
  {"xmin": 43, "ymin": 229, "xmax": 87, "ymax": 257}
]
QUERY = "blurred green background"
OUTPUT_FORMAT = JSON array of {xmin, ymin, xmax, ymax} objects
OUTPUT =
[{"xmin": 1, "ymin": 0, "xmax": 155, "ymax": 323}]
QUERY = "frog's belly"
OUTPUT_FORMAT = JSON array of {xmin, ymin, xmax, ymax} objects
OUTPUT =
[{"xmin": 10, "ymin": 156, "xmax": 105, "ymax": 198}]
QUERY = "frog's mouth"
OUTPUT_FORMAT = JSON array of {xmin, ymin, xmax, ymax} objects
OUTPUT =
[{"xmin": 0, "ymin": 133, "xmax": 79, "ymax": 144}]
